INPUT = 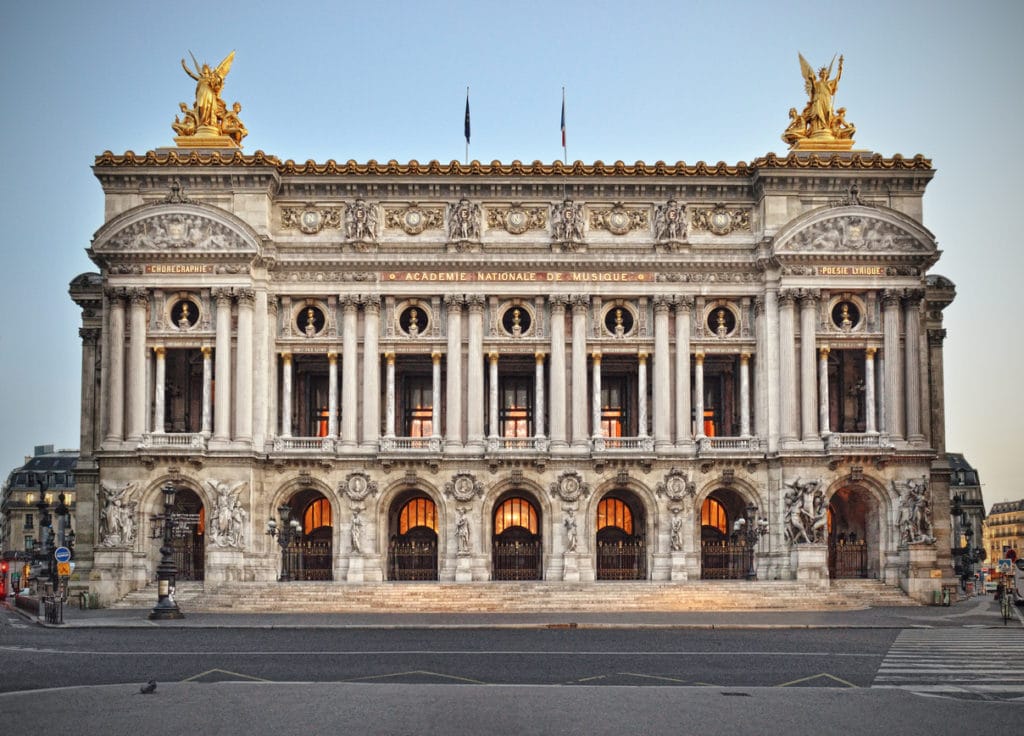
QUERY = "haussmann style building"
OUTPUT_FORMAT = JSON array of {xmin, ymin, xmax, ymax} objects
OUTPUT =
[{"xmin": 68, "ymin": 53, "xmax": 958, "ymax": 608}]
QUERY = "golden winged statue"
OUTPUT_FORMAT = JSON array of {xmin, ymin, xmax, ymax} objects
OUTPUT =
[
  {"xmin": 782, "ymin": 53, "xmax": 855, "ymax": 151},
  {"xmin": 172, "ymin": 50, "xmax": 247, "ymax": 148}
]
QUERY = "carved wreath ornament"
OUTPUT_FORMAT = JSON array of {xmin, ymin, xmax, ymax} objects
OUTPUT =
[
  {"xmin": 340, "ymin": 472, "xmax": 378, "ymax": 503},
  {"xmin": 549, "ymin": 470, "xmax": 591, "ymax": 503},
  {"xmin": 444, "ymin": 473, "xmax": 484, "ymax": 502}
]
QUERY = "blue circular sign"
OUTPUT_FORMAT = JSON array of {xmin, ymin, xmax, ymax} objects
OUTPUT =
[{"xmin": 54, "ymin": 546, "xmax": 72, "ymax": 563}]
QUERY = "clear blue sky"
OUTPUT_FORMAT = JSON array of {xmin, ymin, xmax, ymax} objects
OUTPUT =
[{"xmin": 1, "ymin": 1, "xmax": 1020, "ymax": 506}]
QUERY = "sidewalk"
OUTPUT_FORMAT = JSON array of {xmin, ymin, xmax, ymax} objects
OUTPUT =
[{"xmin": 8, "ymin": 591, "xmax": 1022, "ymax": 629}]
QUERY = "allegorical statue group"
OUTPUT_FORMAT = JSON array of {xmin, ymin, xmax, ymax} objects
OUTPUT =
[
  {"xmin": 782, "ymin": 53, "xmax": 856, "ymax": 148},
  {"xmin": 172, "ymin": 51, "xmax": 248, "ymax": 146}
]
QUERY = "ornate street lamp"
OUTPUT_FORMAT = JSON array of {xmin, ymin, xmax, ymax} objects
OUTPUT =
[
  {"xmin": 732, "ymin": 503, "xmax": 770, "ymax": 580},
  {"xmin": 952, "ymin": 494, "xmax": 986, "ymax": 590},
  {"xmin": 267, "ymin": 504, "xmax": 302, "ymax": 582},
  {"xmin": 35, "ymin": 482, "xmax": 53, "ymax": 590},
  {"xmin": 149, "ymin": 483, "xmax": 184, "ymax": 620}
]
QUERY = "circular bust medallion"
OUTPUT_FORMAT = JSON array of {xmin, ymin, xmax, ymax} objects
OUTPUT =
[
  {"xmin": 607, "ymin": 209, "xmax": 630, "ymax": 235},
  {"xmin": 403, "ymin": 208, "xmax": 426, "ymax": 235},
  {"xmin": 506, "ymin": 207, "xmax": 529, "ymax": 235}
]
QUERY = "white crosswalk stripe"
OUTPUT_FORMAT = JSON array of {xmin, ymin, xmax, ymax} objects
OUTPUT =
[{"xmin": 873, "ymin": 628, "xmax": 1024, "ymax": 700}]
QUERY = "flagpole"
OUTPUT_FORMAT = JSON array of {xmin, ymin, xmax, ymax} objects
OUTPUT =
[
  {"xmin": 465, "ymin": 86, "xmax": 470, "ymax": 165},
  {"xmin": 561, "ymin": 86, "xmax": 567, "ymax": 200}
]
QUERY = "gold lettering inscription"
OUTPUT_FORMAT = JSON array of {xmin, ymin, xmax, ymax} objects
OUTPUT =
[
  {"xmin": 383, "ymin": 271, "xmax": 653, "ymax": 282},
  {"xmin": 819, "ymin": 265, "xmax": 885, "ymax": 276},
  {"xmin": 144, "ymin": 264, "xmax": 214, "ymax": 274}
]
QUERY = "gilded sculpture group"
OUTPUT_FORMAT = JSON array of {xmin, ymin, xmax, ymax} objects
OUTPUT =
[
  {"xmin": 172, "ymin": 51, "xmax": 248, "ymax": 147},
  {"xmin": 782, "ymin": 53, "xmax": 856, "ymax": 149}
]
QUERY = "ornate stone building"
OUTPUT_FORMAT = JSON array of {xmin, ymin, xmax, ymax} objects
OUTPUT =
[{"xmin": 68, "ymin": 54, "xmax": 957, "ymax": 604}]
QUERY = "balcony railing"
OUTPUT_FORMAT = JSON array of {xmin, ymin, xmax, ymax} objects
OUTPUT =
[
  {"xmin": 486, "ymin": 436, "xmax": 551, "ymax": 453},
  {"xmin": 139, "ymin": 433, "xmax": 207, "ymax": 450},
  {"xmin": 379, "ymin": 436, "xmax": 443, "ymax": 453},
  {"xmin": 592, "ymin": 436, "xmax": 655, "ymax": 452},
  {"xmin": 824, "ymin": 433, "xmax": 893, "ymax": 451},
  {"xmin": 273, "ymin": 436, "xmax": 336, "ymax": 452},
  {"xmin": 697, "ymin": 436, "xmax": 762, "ymax": 453}
]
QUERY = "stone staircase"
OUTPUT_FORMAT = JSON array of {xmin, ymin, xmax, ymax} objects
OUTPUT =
[{"xmin": 111, "ymin": 578, "xmax": 917, "ymax": 613}]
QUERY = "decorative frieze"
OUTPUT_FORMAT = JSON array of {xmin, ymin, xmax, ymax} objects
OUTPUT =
[
  {"xmin": 103, "ymin": 213, "xmax": 249, "ymax": 251},
  {"xmin": 784, "ymin": 215, "xmax": 927, "ymax": 252},
  {"xmin": 487, "ymin": 204, "xmax": 548, "ymax": 234},
  {"xmin": 690, "ymin": 204, "xmax": 750, "ymax": 236},
  {"xmin": 588, "ymin": 203, "xmax": 649, "ymax": 235},
  {"xmin": 383, "ymin": 203, "xmax": 444, "ymax": 235},
  {"xmin": 280, "ymin": 206, "xmax": 343, "ymax": 234}
]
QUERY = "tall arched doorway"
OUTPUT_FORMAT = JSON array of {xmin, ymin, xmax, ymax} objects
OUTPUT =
[
  {"xmin": 282, "ymin": 489, "xmax": 334, "ymax": 581},
  {"xmin": 828, "ymin": 487, "xmax": 877, "ymax": 578},
  {"xmin": 492, "ymin": 494, "xmax": 542, "ymax": 580},
  {"xmin": 171, "ymin": 488, "xmax": 205, "ymax": 581},
  {"xmin": 388, "ymin": 493, "xmax": 438, "ymax": 581},
  {"xmin": 700, "ymin": 488, "xmax": 754, "ymax": 580},
  {"xmin": 595, "ymin": 492, "xmax": 646, "ymax": 580}
]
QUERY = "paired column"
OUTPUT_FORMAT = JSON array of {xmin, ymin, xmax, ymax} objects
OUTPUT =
[
  {"xmin": 903, "ymin": 292, "xmax": 924, "ymax": 441},
  {"xmin": 384, "ymin": 353, "xmax": 396, "ymax": 438},
  {"xmin": 467, "ymin": 296, "xmax": 486, "ymax": 446},
  {"xmin": 234, "ymin": 289, "xmax": 254, "ymax": 442},
  {"xmin": 327, "ymin": 352, "xmax": 339, "ymax": 438},
  {"xmin": 739, "ymin": 352, "xmax": 751, "ymax": 437},
  {"xmin": 778, "ymin": 291, "xmax": 798, "ymax": 442},
  {"xmin": 126, "ymin": 289, "xmax": 148, "ymax": 441},
  {"xmin": 280, "ymin": 352, "xmax": 293, "ymax": 437},
  {"xmin": 534, "ymin": 352, "xmax": 546, "ymax": 438},
  {"xmin": 431, "ymin": 351, "xmax": 441, "ymax": 439},
  {"xmin": 637, "ymin": 352, "xmax": 648, "ymax": 438},
  {"xmin": 591, "ymin": 352, "xmax": 602, "ymax": 441},
  {"xmin": 652, "ymin": 298, "xmax": 670, "ymax": 446},
  {"xmin": 105, "ymin": 291, "xmax": 125, "ymax": 444},
  {"xmin": 341, "ymin": 299, "xmax": 359, "ymax": 446},
  {"xmin": 201, "ymin": 346, "xmax": 212, "ymax": 435},
  {"xmin": 213, "ymin": 289, "xmax": 233, "ymax": 442},
  {"xmin": 882, "ymin": 291, "xmax": 903, "ymax": 438},
  {"xmin": 864, "ymin": 347, "xmax": 877, "ymax": 434},
  {"xmin": 445, "ymin": 295, "xmax": 463, "ymax": 448},
  {"xmin": 674, "ymin": 298, "xmax": 693, "ymax": 443},
  {"xmin": 799, "ymin": 292, "xmax": 819, "ymax": 441},
  {"xmin": 694, "ymin": 352, "xmax": 705, "ymax": 438},
  {"xmin": 361, "ymin": 298, "xmax": 380, "ymax": 447},
  {"xmin": 79, "ymin": 328, "xmax": 100, "ymax": 455},
  {"xmin": 571, "ymin": 296, "xmax": 589, "ymax": 446},
  {"xmin": 818, "ymin": 346, "xmax": 830, "ymax": 435},
  {"xmin": 548, "ymin": 298, "xmax": 567, "ymax": 447},
  {"xmin": 153, "ymin": 346, "xmax": 166, "ymax": 433},
  {"xmin": 488, "ymin": 352, "xmax": 499, "ymax": 439}
]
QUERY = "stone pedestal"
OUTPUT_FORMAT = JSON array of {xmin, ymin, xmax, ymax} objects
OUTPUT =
[
  {"xmin": 900, "ymin": 542, "xmax": 941, "ymax": 603},
  {"xmin": 205, "ymin": 547, "xmax": 244, "ymax": 584},
  {"xmin": 791, "ymin": 543, "xmax": 829, "ymax": 588},
  {"xmin": 455, "ymin": 555, "xmax": 473, "ymax": 582},
  {"xmin": 347, "ymin": 555, "xmax": 364, "ymax": 582},
  {"xmin": 669, "ymin": 551, "xmax": 689, "ymax": 581},
  {"xmin": 563, "ymin": 553, "xmax": 580, "ymax": 582},
  {"xmin": 91, "ymin": 548, "xmax": 143, "ymax": 606}
]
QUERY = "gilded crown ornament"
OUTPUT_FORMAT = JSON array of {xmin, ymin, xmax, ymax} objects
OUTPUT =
[
  {"xmin": 782, "ymin": 53, "xmax": 855, "ymax": 151},
  {"xmin": 172, "ymin": 51, "xmax": 248, "ymax": 149}
]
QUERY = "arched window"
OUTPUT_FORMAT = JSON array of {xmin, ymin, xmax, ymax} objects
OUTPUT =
[
  {"xmin": 399, "ymin": 497, "xmax": 437, "ymax": 534},
  {"xmin": 597, "ymin": 497, "xmax": 633, "ymax": 534},
  {"xmin": 701, "ymin": 498, "xmax": 727, "ymax": 535},
  {"xmin": 304, "ymin": 498, "xmax": 332, "ymax": 535},
  {"xmin": 494, "ymin": 497, "xmax": 538, "ymax": 535}
]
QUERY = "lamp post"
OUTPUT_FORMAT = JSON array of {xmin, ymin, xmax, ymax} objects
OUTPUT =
[
  {"xmin": 732, "ymin": 502, "xmax": 770, "ymax": 580},
  {"xmin": 54, "ymin": 493, "xmax": 71, "ymax": 549},
  {"xmin": 266, "ymin": 504, "xmax": 302, "ymax": 582},
  {"xmin": 952, "ymin": 494, "xmax": 986, "ymax": 592},
  {"xmin": 35, "ymin": 482, "xmax": 53, "ymax": 591},
  {"xmin": 149, "ymin": 483, "xmax": 184, "ymax": 620}
]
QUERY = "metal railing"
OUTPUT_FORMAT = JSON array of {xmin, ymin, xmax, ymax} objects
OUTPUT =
[
  {"xmin": 700, "ymin": 541, "xmax": 754, "ymax": 580},
  {"xmin": 283, "ymin": 539, "xmax": 334, "ymax": 581},
  {"xmin": 828, "ymin": 540, "xmax": 869, "ymax": 578},
  {"xmin": 389, "ymin": 541, "xmax": 438, "ymax": 581},
  {"xmin": 596, "ymin": 540, "xmax": 646, "ymax": 580},
  {"xmin": 492, "ymin": 540, "xmax": 542, "ymax": 581}
]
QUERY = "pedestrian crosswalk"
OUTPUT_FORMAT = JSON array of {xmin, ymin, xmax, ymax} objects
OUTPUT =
[{"xmin": 873, "ymin": 628, "xmax": 1024, "ymax": 700}]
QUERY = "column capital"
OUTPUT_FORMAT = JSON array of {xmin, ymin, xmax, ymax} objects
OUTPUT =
[
  {"xmin": 819, "ymin": 345, "xmax": 830, "ymax": 358},
  {"xmin": 653, "ymin": 296, "xmax": 672, "ymax": 313},
  {"xmin": 327, "ymin": 352, "xmax": 338, "ymax": 363},
  {"xmin": 740, "ymin": 352, "xmax": 751, "ymax": 363},
  {"xmin": 535, "ymin": 351, "xmax": 546, "ymax": 363},
  {"xmin": 778, "ymin": 289, "xmax": 799, "ymax": 306},
  {"xmin": 444, "ymin": 293, "xmax": 466, "ymax": 309},
  {"xmin": 431, "ymin": 351, "xmax": 441, "ymax": 363},
  {"xmin": 212, "ymin": 287, "xmax": 233, "ymax": 305},
  {"xmin": 571, "ymin": 294, "xmax": 590, "ymax": 313},
  {"xmin": 126, "ymin": 287, "xmax": 149, "ymax": 306},
  {"xmin": 798, "ymin": 289, "xmax": 820, "ymax": 308},
  {"xmin": 153, "ymin": 345, "xmax": 166, "ymax": 358},
  {"xmin": 488, "ymin": 350, "xmax": 499, "ymax": 362},
  {"xmin": 591, "ymin": 351, "xmax": 602, "ymax": 363},
  {"xmin": 79, "ymin": 327, "xmax": 100, "ymax": 345},
  {"xmin": 881, "ymin": 289, "xmax": 902, "ymax": 308},
  {"xmin": 235, "ymin": 288, "xmax": 256, "ymax": 307},
  {"xmin": 341, "ymin": 295, "xmax": 360, "ymax": 311},
  {"xmin": 902, "ymin": 288, "xmax": 925, "ymax": 307},
  {"xmin": 674, "ymin": 295, "xmax": 695, "ymax": 312},
  {"xmin": 201, "ymin": 346, "xmax": 212, "ymax": 357},
  {"xmin": 927, "ymin": 328, "xmax": 947, "ymax": 346},
  {"xmin": 281, "ymin": 351, "xmax": 292, "ymax": 364},
  {"xmin": 694, "ymin": 351, "xmax": 705, "ymax": 364},
  {"xmin": 865, "ymin": 345, "xmax": 878, "ymax": 357},
  {"xmin": 360, "ymin": 295, "xmax": 381, "ymax": 314},
  {"xmin": 467, "ymin": 294, "xmax": 487, "ymax": 311},
  {"xmin": 549, "ymin": 295, "xmax": 570, "ymax": 311}
]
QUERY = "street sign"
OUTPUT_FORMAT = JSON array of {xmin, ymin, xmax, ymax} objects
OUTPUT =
[
  {"xmin": 997, "ymin": 558, "xmax": 1012, "ymax": 574},
  {"xmin": 54, "ymin": 546, "xmax": 72, "ymax": 563},
  {"xmin": 56, "ymin": 562, "xmax": 71, "ymax": 577}
]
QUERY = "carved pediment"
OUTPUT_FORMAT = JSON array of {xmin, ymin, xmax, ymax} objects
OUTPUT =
[
  {"xmin": 774, "ymin": 207, "xmax": 934, "ymax": 255},
  {"xmin": 92, "ymin": 203, "xmax": 259, "ymax": 254}
]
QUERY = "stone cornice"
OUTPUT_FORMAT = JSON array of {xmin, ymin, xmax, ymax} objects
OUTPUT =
[{"xmin": 94, "ymin": 151, "xmax": 933, "ymax": 177}]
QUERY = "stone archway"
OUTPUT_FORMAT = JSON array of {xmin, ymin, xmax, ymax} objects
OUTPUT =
[
  {"xmin": 491, "ymin": 492, "xmax": 542, "ymax": 581},
  {"xmin": 279, "ymin": 487, "xmax": 334, "ymax": 581},
  {"xmin": 827, "ymin": 486, "xmax": 881, "ymax": 579},
  {"xmin": 595, "ymin": 490, "xmax": 646, "ymax": 580},
  {"xmin": 169, "ymin": 487, "xmax": 205, "ymax": 581},
  {"xmin": 387, "ymin": 490, "xmax": 439, "ymax": 581},
  {"xmin": 699, "ymin": 487, "xmax": 754, "ymax": 580}
]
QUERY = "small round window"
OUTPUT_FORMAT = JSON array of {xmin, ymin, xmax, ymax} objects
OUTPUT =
[
  {"xmin": 707, "ymin": 307, "xmax": 736, "ymax": 337},
  {"xmin": 171, "ymin": 299, "xmax": 199, "ymax": 330},
  {"xmin": 604, "ymin": 306, "xmax": 634, "ymax": 336},
  {"xmin": 399, "ymin": 305, "xmax": 428, "ymax": 336},
  {"xmin": 298, "ymin": 305, "xmax": 325, "ymax": 336},
  {"xmin": 501, "ymin": 306, "xmax": 531, "ymax": 336},
  {"xmin": 831, "ymin": 301, "xmax": 860, "ymax": 331}
]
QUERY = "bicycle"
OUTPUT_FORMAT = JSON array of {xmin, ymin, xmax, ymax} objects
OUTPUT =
[{"xmin": 999, "ymin": 574, "xmax": 1013, "ymax": 624}]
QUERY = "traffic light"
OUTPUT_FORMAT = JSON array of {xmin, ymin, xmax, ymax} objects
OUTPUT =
[
  {"xmin": 0, "ymin": 560, "xmax": 7, "ymax": 596},
  {"xmin": 0, "ymin": 561, "xmax": 8, "ymax": 574}
]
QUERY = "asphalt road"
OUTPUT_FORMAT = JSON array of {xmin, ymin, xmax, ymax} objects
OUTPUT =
[{"xmin": 0, "ymin": 626, "xmax": 896, "ymax": 692}]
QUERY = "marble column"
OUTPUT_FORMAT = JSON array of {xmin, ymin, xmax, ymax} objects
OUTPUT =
[
  {"xmin": 927, "ymin": 329, "xmax": 947, "ymax": 454},
  {"xmin": 694, "ymin": 352, "xmax": 705, "ymax": 439},
  {"xmin": 818, "ymin": 346, "xmax": 830, "ymax": 436},
  {"xmin": 105, "ymin": 292, "xmax": 125, "ymax": 444},
  {"xmin": 653, "ymin": 298, "xmax": 670, "ymax": 446},
  {"xmin": 571, "ymin": 296, "xmax": 589, "ymax": 447},
  {"xmin": 739, "ymin": 352, "xmax": 751, "ymax": 437},
  {"xmin": 534, "ymin": 352, "xmax": 546, "ymax": 438},
  {"xmin": 79, "ymin": 328, "xmax": 100, "ymax": 456},
  {"xmin": 488, "ymin": 352, "xmax": 499, "ymax": 439},
  {"xmin": 903, "ymin": 292, "xmax": 924, "ymax": 441},
  {"xmin": 799, "ymin": 292, "xmax": 818, "ymax": 441},
  {"xmin": 213, "ymin": 289, "xmax": 233, "ymax": 442},
  {"xmin": 361, "ymin": 298, "xmax": 380, "ymax": 446},
  {"xmin": 201, "ymin": 346, "xmax": 212, "ymax": 436},
  {"xmin": 763, "ymin": 287, "xmax": 780, "ymax": 452},
  {"xmin": 549, "ymin": 298, "xmax": 568, "ymax": 448},
  {"xmin": 234, "ymin": 289, "xmax": 254, "ymax": 443},
  {"xmin": 251, "ymin": 286, "xmax": 269, "ymax": 449},
  {"xmin": 430, "ymin": 351, "xmax": 441, "ymax": 439},
  {"xmin": 778, "ymin": 291, "xmax": 798, "ymax": 443},
  {"xmin": 385, "ymin": 352, "xmax": 396, "ymax": 438},
  {"xmin": 467, "ymin": 296, "xmax": 486, "ymax": 446},
  {"xmin": 674, "ymin": 298, "xmax": 693, "ymax": 444},
  {"xmin": 280, "ymin": 352, "xmax": 292, "ymax": 437},
  {"xmin": 125, "ymin": 289, "xmax": 148, "ymax": 441},
  {"xmin": 341, "ymin": 298, "xmax": 358, "ymax": 447},
  {"xmin": 153, "ymin": 346, "xmax": 166, "ymax": 433},
  {"xmin": 864, "ymin": 347, "xmax": 877, "ymax": 434},
  {"xmin": 882, "ymin": 290, "xmax": 903, "ymax": 438},
  {"xmin": 445, "ymin": 295, "xmax": 463, "ymax": 448},
  {"xmin": 327, "ymin": 352, "xmax": 339, "ymax": 438},
  {"xmin": 638, "ymin": 352, "xmax": 648, "ymax": 438},
  {"xmin": 753, "ymin": 297, "xmax": 768, "ymax": 440},
  {"xmin": 591, "ymin": 352, "xmax": 603, "ymax": 441}
]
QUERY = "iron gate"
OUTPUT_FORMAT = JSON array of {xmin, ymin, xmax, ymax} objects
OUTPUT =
[
  {"xmin": 596, "ymin": 540, "xmax": 646, "ymax": 580},
  {"xmin": 283, "ymin": 539, "xmax": 334, "ymax": 581},
  {"xmin": 492, "ymin": 540, "xmax": 542, "ymax": 580},
  {"xmin": 700, "ymin": 541, "xmax": 753, "ymax": 580},
  {"xmin": 389, "ymin": 540, "xmax": 438, "ymax": 581},
  {"xmin": 171, "ymin": 536, "xmax": 204, "ymax": 581},
  {"xmin": 829, "ymin": 541, "xmax": 868, "ymax": 578}
]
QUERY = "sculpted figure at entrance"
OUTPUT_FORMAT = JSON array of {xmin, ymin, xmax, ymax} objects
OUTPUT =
[
  {"xmin": 207, "ymin": 480, "xmax": 248, "ymax": 549},
  {"xmin": 99, "ymin": 481, "xmax": 138, "ymax": 547},
  {"xmin": 783, "ymin": 477, "xmax": 827, "ymax": 545},
  {"xmin": 894, "ymin": 477, "xmax": 934, "ymax": 545}
]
